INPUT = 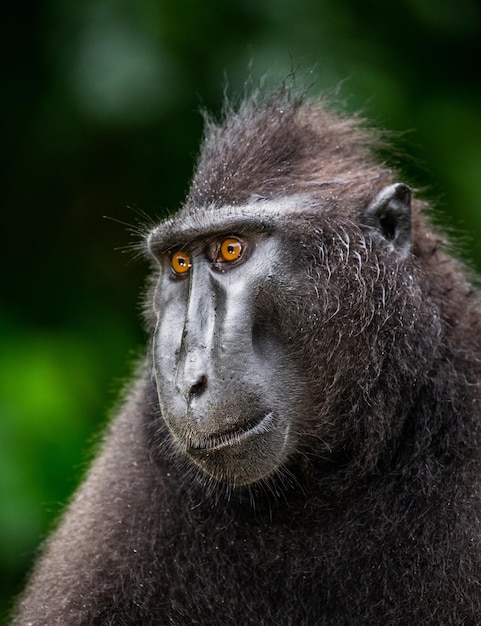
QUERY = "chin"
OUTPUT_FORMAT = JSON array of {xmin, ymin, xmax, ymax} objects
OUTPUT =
[{"xmin": 184, "ymin": 412, "xmax": 291, "ymax": 486}]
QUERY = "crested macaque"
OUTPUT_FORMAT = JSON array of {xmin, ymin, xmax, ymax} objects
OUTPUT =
[{"xmin": 11, "ymin": 87, "xmax": 481, "ymax": 625}]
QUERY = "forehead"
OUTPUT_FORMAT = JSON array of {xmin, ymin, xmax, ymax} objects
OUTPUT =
[{"xmin": 147, "ymin": 195, "xmax": 316, "ymax": 252}]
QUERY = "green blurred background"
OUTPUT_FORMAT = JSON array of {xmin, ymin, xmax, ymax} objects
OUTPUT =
[{"xmin": 1, "ymin": 0, "xmax": 481, "ymax": 620}]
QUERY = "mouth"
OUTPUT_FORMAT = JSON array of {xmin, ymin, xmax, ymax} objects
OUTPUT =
[{"xmin": 187, "ymin": 412, "xmax": 277, "ymax": 452}]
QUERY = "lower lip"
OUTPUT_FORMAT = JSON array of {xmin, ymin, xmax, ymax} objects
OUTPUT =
[{"xmin": 188, "ymin": 412, "xmax": 276, "ymax": 452}]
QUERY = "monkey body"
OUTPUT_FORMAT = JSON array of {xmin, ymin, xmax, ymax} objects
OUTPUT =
[
  {"xmin": 16, "ymin": 382, "xmax": 481, "ymax": 625},
  {"xmin": 12, "ymin": 89, "xmax": 481, "ymax": 624}
]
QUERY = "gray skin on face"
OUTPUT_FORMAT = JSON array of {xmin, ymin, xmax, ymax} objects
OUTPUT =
[{"xmin": 150, "ymin": 209, "xmax": 296, "ymax": 486}]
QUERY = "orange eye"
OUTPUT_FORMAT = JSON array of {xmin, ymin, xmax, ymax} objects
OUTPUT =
[
  {"xmin": 171, "ymin": 250, "xmax": 191, "ymax": 275},
  {"xmin": 220, "ymin": 238, "xmax": 243, "ymax": 263}
]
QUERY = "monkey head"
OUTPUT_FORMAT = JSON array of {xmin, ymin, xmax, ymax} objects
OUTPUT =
[{"xmin": 145, "ymin": 93, "xmax": 445, "ymax": 489}]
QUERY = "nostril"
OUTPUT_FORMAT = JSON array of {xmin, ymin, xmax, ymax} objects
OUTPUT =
[{"xmin": 189, "ymin": 375, "xmax": 208, "ymax": 400}]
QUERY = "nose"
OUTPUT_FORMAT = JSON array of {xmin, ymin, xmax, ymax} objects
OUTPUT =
[
  {"xmin": 176, "ymin": 265, "xmax": 215, "ymax": 403},
  {"xmin": 176, "ymin": 343, "xmax": 211, "ymax": 404},
  {"xmin": 189, "ymin": 374, "xmax": 208, "ymax": 401}
]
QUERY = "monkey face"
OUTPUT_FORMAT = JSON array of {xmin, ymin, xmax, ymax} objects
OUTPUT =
[
  {"xmin": 146, "ymin": 184, "xmax": 430, "ymax": 488},
  {"xmin": 148, "ymin": 206, "xmax": 306, "ymax": 487}
]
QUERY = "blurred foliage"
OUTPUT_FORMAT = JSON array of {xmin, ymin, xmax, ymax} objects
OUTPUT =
[{"xmin": 1, "ymin": 0, "xmax": 480, "ymax": 620}]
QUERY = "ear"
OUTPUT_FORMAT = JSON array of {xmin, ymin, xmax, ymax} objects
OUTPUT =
[{"xmin": 362, "ymin": 183, "xmax": 412, "ymax": 253}]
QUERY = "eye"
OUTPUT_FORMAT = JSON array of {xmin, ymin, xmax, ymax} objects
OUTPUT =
[
  {"xmin": 220, "ymin": 238, "xmax": 244, "ymax": 263},
  {"xmin": 171, "ymin": 250, "xmax": 191, "ymax": 275}
]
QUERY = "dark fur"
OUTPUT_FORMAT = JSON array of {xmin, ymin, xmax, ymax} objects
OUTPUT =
[{"xmin": 12, "ymin": 88, "xmax": 481, "ymax": 625}]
